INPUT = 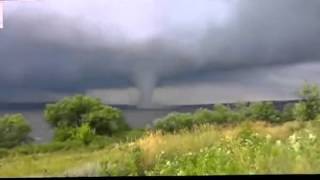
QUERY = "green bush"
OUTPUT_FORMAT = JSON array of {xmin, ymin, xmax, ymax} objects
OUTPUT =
[
  {"xmin": 212, "ymin": 104, "xmax": 243, "ymax": 123},
  {"xmin": 71, "ymin": 123, "xmax": 95, "ymax": 145},
  {"xmin": 247, "ymin": 102, "xmax": 280, "ymax": 123},
  {"xmin": 153, "ymin": 112, "xmax": 194, "ymax": 133},
  {"xmin": 44, "ymin": 95, "xmax": 106, "ymax": 127},
  {"xmin": 53, "ymin": 126, "xmax": 76, "ymax": 142},
  {"xmin": 193, "ymin": 108, "xmax": 216, "ymax": 124},
  {"xmin": 83, "ymin": 107, "xmax": 129, "ymax": 136},
  {"xmin": 233, "ymin": 102, "xmax": 250, "ymax": 120},
  {"xmin": 293, "ymin": 83, "xmax": 320, "ymax": 121},
  {"xmin": 0, "ymin": 114, "xmax": 32, "ymax": 148},
  {"xmin": 281, "ymin": 103, "xmax": 295, "ymax": 122},
  {"xmin": 45, "ymin": 95, "xmax": 130, "ymax": 143}
]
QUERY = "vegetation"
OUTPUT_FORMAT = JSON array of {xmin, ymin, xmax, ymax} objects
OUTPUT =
[
  {"xmin": 0, "ymin": 114, "xmax": 32, "ymax": 149},
  {"xmin": 293, "ymin": 83, "xmax": 320, "ymax": 121},
  {"xmin": 1, "ymin": 120, "xmax": 320, "ymax": 176},
  {"xmin": 44, "ymin": 95, "xmax": 130, "ymax": 143}
]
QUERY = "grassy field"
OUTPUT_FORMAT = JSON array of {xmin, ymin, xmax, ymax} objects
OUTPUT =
[{"xmin": 1, "ymin": 119, "xmax": 320, "ymax": 177}]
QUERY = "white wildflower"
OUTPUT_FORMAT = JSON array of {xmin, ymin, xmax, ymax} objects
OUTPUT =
[
  {"xmin": 178, "ymin": 170, "xmax": 185, "ymax": 176},
  {"xmin": 292, "ymin": 142, "xmax": 300, "ymax": 152},
  {"xmin": 166, "ymin": 161, "xmax": 171, "ymax": 166},
  {"xmin": 308, "ymin": 133, "xmax": 316, "ymax": 141},
  {"xmin": 289, "ymin": 133, "xmax": 297, "ymax": 144},
  {"xmin": 128, "ymin": 142, "xmax": 135, "ymax": 147},
  {"xmin": 266, "ymin": 134, "xmax": 272, "ymax": 141},
  {"xmin": 276, "ymin": 140, "xmax": 282, "ymax": 146}
]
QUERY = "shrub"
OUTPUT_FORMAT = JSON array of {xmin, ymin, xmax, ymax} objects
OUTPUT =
[
  {"xmin": 212, "ymin": 104, "xmax": 243, "ymax": 123},
  {"xmin": 153, "ymin": 112, "xmax": 193, "ymax": 133},
  {"xmin": 44, "ymin": 95, "xmax": 105, "ymax": 127},
  {"xmin": 0, "ymin": 114, "xmax": 32, "ymax": 148},
  {"xmin": 83, "ymin": 107, "xmax": 129, "ymax": 136},
  {"xmin": 281, "ymin": 103, "xmax": 295, "ymax": 122},
  {"xmin": 247, "ymin": 102, "xmax": 280, "ymax": 123},
  {"xmin": 53, "ymin": 126, "xmax": 76, "ymax": 142},
  {"xmin": 71, "ymin": 123, "xmax": 95, "ymax": 145},
  {"xmin": 193, "ymin": 105, "xmax": 243, "ymax": 125},
  {"xmin": 294, "ymin": 83, "xmax": 320, "ymax": 121},
  {"xmin": 45, "ymin": 95, "xmax": 130, "ymax": 143},
  {"xmin": 233, "ymin": 102, "xmax": 250, "ymax": 120},
  {"xmin": 193, "ymin": 108, "xmax": 216, "ymax": 124}
]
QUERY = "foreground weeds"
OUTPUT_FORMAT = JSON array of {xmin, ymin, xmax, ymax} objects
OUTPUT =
[{"xmin": 1, "ymin": 120, "xmax": 320, "ymax": 176}]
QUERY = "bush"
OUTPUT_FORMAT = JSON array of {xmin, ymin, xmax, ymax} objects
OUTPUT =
[
  {"xmin": 294, "ymin": 83, "xmax": 320, "ymax": 121},
  {"xmin": 213, "ymin": 104, "xmax": 243, "ymax": 123},
  {"xmin": 247, "ymin": 102, "xmax": 280, "ymax": 123},
  {"xmin": 193, "ymin": 105, "xmax": 243, "ymax": 125},
  {"xmin": 193, "ymin": 108, "xmax": 216, "ymax": 125},
  {"xmin": 71, "ymin": 123, "xmax": 95, "ymax": 145},
  {"xmin": 83, "ymin": 107, "xmax": 129, "ymax": 136},
  {"xmin": 53, "ymin": 126, "xmax": 76, "ymax": 142},
  {"xmin": 0, "ymin": 114, "xmax": 32, "ymax": 148},
  {"xmin": 281, "ymin": 103, "xmax": 295, "ymax": 122},
  {"xmin": 153, "ymin": 112, "xmax": 194, "ymax": 133},
  {"xmin": 44, "ymin": 95, "xmax": 106, "ymax": 127},
  {"xmin": 45, "ymin": 95, "xmax": 130, "ymax": 143}
]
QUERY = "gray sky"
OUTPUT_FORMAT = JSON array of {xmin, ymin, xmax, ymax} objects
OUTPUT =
[{"xmin": 0, "ymin": 0, "xmax": 320, "ymax": 106}]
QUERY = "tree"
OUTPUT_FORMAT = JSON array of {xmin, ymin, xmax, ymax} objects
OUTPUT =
[
  {"xmin": 44, "ymin": 95, "xmax": 130, "ymax": 141},
  {"xmin": 0, "ymin": 114, "xmax": 32, "ymax": 148},
  {"xmin": 247, "ymin": 102, "xmax": 280, "ymax": 122},
  {"xmin": 293, "ymin": 82, "xmax": 320, "ymax": 121},
  {"xmin": 83, "ymin": 106, "xmax": 129, "ymax": 136},
  {"xmin": 44, "ymin": 95, "xmax": 105, "ymax": 127}
]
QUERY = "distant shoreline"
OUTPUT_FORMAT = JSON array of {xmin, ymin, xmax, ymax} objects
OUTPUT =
[{"xmin": 0, "ymin": 99, "xmax": 300, "ymax": 111}]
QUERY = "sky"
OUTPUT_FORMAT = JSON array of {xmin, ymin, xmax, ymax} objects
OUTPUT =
[{"xmin": 0, "ymin": 0, "xmax": 320, "ymax": 107}]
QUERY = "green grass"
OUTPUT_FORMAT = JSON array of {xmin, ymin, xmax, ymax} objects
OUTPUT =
[{"xmin": 2, "ymin": 120, "xmax": 320, "ymax": 176}]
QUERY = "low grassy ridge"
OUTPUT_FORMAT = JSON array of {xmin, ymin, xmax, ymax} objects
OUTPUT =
[{"xmin": 1, "ymin": 119, "xmax": 320, "ymax": 176}]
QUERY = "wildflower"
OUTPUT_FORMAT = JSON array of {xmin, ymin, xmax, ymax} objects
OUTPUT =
[
  {"xmin": 289, "ymin": 133, "xmax": 297, "ymax": 144},
  {"xmin": 178, "ymin": 170, "xmax": 185, "ymax": 176},
  {"xmin": 292, "ymin": 142, "xmax": 300, "ymax": 152},
  {"xmin": 308, "ymin": 133, "xmax": 316, "ymax": 141},
  {"xmin": 276, "ymin": 140, "xmax": 282, "ymax": 146},
  {"xmin": 128, "ymin": 142, "xmax": 135, "ymax": 147},
  {"xmin": 166, "ymin": 161, "xmax": 171, "ymax": 166},
  {"xmin": 266, "ymin": 134, "xmax": 272, "ymax": 141}
]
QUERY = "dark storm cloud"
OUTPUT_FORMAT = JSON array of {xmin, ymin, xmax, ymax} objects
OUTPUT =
[{"xmin": 0, "ymin": 0, "xmax": 320, "ymax": 106}]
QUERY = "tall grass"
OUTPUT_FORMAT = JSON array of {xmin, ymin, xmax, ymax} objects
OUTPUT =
[{"xmin": 1, "ymin": 120, "xmax": 320, "ymax": 176}]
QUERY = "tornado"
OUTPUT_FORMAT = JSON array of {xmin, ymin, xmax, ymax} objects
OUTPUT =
[{"xmin": 132, "ymin": 68, "xmax": 157, "ymax": 108}]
